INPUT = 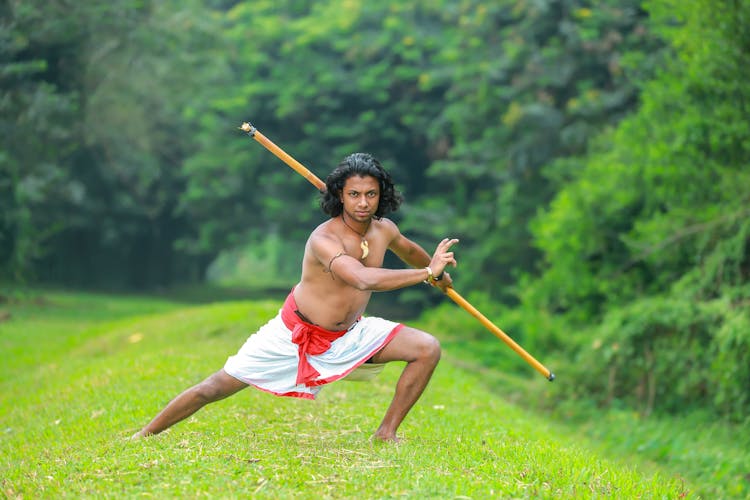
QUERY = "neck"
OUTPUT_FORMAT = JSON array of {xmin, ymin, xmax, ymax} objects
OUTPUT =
[
  {"xmin": 341, "ymin": 212, "xmax": 371, "ymax": 236},
  {"xmin": 341, "ymin": 213, "xmax": 371, "ymax": 260}
]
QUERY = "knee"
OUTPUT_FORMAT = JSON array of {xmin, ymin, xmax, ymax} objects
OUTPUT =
[{"xmin": 418, "ymin": 334, "xmax": 441, "ymax": 364}]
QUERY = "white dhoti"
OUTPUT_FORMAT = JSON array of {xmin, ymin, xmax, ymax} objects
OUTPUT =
[{"xmin": 223, "ymin": 291, "xmax": 402, "ymax": 400}]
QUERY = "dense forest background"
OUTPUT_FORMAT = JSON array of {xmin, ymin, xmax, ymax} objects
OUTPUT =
[{"xmin": 2, "ymin": 0, "xmax": 748, "ymax": 422}]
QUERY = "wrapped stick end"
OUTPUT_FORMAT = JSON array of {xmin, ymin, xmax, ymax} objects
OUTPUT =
[{"xmin": 239, "ymin": 122, "xmax": 255, "ymax": 135}]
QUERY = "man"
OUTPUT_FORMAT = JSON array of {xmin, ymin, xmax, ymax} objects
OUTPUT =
[{"xmin": 132, "ymin": 153, "xmax": 458, "ymax": 442}]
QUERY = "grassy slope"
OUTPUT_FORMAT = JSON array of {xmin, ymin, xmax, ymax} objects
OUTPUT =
[{"xmin": 1, "ymin": 291, "xmax": 691, "ymax": 498}]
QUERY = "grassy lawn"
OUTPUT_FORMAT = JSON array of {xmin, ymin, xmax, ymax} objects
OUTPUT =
[{"xmin": 0, "ymin": 290, "xmax": 702, "ymax": 498}]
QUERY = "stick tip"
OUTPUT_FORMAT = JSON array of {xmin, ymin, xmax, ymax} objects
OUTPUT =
[
  {"xmin": 547, "ymin": 372, "xmax": 556, "ymax": 382},
  {"xmin": 239, "ymin": 122, "xmax": 255, "ymax": 134}
]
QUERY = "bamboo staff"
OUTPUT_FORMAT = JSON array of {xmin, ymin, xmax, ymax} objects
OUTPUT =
[{"xmin": 239, "ymin": 122, "xmax": 555, "ymax": 381}]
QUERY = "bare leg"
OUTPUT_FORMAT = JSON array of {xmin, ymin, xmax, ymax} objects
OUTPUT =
[
  {"xmin": 131, "ymin": 369, "xmax": 248, "ymax": 439},
  {"xmin": 369, "ymin": 327, "xmax": 441, "ymax": 442}
]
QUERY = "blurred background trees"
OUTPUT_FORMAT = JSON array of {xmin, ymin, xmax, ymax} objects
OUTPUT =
[
  {"xmin": 1, "ymin": 0, "xmax": 747, "ymax": 421},
  {"xmin": 1, "ymin": 0, "xmax": 230, "ymax": 287}
]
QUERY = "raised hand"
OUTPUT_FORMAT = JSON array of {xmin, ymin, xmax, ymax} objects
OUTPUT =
[{"xmin": 428, "ymin": 238, "xmax": 459, "ymax": 283}]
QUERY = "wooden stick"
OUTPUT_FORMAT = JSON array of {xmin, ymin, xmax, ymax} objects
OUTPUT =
[
  {"xmin": 444, "ymin": 288, "xmax": 554, "ymax": 380},
  {"xmin": 240, "ymin": 123, "xmax": 325, "ymax": 192}
]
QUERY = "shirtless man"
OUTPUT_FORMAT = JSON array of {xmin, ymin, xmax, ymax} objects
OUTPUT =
[{"xmin": 132, "ymin": 153, "xmax": 458, "ymax": 442}]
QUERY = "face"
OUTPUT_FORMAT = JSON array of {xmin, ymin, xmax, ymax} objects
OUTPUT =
[{"xmin": 340, "ymin": 175, "xmax": 380, "ymax": 222}]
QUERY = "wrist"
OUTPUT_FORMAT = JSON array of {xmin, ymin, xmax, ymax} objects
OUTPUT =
[
  {"xmin": 423, "ymin": 266, "xmax": 441, "ymax": 284},
  {"xmin": 424, "ymin": 266, "xmax": 434, "ymax": 283}
]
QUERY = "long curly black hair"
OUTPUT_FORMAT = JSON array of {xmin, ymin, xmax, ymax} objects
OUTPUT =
[{"xmin": 321, "ymin": 153, "xmax": 403, "ymax": 217}]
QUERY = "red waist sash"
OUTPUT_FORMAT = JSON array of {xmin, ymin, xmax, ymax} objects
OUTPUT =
[{"xmin": 281, "ymin": 291, "xmax": 350, "ymax": 386}]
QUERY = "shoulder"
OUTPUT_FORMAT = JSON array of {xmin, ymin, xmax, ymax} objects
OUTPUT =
[
  {"xmin": 309, "ymin": 219, "xmax": 343, "ymax": 246},
  {"xmin": 373, "ymin": 217, "xmax": 400, "ymax": 237},
  {"xmin": 373, "ymin": 217, "xmax": 403, "ymax": 247}
]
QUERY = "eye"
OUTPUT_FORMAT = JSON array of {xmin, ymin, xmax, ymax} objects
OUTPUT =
[{"xmin": 367, "ymin": 191, "xmax": 377, "ymax": 198}]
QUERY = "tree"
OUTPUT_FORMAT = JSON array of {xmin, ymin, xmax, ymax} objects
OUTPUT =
[
  {"xmin": 1, "ymin": 0, "xmax": 230, "ymax": 287},
  {"xmin": 415, "ymin": 0, "xmax": 658, "ymax": 301},
  {"xmin": 0, "ymin": 0, "xmax": 83, "ymax": 281},
  {"xmin": 525, "ymin": 0, "xmax": 750, "ymax": 419}
]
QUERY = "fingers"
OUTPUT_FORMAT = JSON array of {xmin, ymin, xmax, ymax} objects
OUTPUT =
[
  {"xmin": 436, "ymin": 238, "xmax": 459, "ymax": 255},
  {"xmin": 430, "ymin": 238, "xmax": 459, "ymax": 277},
  {"xmin": 437, "ymin": 272, "xmax": 453, "ymax": 290},
  {"xmin": 441, "ymin": 253, "xmax": 456, "ymax": 268},
  {"xmin": 428, "ymin": 272, "xmax": 453, "ymax": 291},
  {"xmin": 439, "ymin": 239, "xmax": 458, "ymax": 266},
  {"xmin": 438, "ymin": 238, "xmax": 459, "ymax": 251}
]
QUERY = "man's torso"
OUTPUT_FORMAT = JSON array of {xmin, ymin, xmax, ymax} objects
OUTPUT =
[{"xmin": 293, "ymin": 217, "xmax": 396, "ymax": 331}]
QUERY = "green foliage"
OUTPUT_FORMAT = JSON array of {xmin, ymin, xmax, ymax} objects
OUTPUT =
[
  {"xmin": 566, "ymin": 296, "xmax": 721, "ymax": 413},
  {"xmin": 1, "ymin": 0, "xmax": 230, "ymax": 287},
  {"xmin": 522, "ymin": 0, "xmax": 750, "ymax": 420},
  {"xmin": 711, "ymin": 305, "xmax": 750, "ymax": 421},
  {"xmin": 205, "ymin": 233, "xmax": 299, "ymax": 288},
  {"xmin": 414, "ymin": 0, "xmax": 658, "ymax": 299},
  {"xmin": 1, "ymin": 0, "xmax": 660, "ymax": 292},
  {"xmin": 0, "ymin": 1, "xmax": 81, "ymax": 281}
]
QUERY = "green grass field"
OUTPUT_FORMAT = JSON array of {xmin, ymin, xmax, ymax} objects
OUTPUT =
[{"xmin": 0, "ymin": 290, "xmax": 724, "ymax": 498}]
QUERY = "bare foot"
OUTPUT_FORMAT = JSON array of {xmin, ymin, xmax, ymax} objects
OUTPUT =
[
  {"xmin": 371, "ymin": 432, "xmax": 401, "ymax": 443},
  {"xmin": 130, "ymin": 430, "xmax": 149, "ymax": 440}
]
